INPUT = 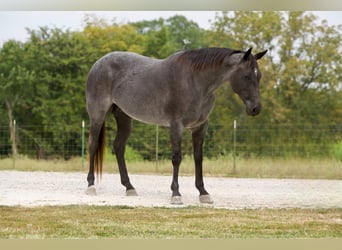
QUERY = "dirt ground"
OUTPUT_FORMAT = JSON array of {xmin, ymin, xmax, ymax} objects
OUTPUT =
[{"xmin": 0, "ymin": 170, "xmax": 341, "ymax": 209}]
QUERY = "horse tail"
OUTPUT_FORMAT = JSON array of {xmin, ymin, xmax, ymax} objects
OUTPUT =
[{"xmin": 94, "ymin": 122, "xmax": 106, "ymax": 177}]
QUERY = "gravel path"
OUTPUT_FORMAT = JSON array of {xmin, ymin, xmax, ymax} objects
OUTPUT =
[{"xmin": 0, "ymin": 170, "xmax": 341, "ymax": 209}]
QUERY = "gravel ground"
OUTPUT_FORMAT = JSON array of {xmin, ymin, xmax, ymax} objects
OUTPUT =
[{"xmin": 0, "ymin": 170, "xmax": 341, "ymax": 209}]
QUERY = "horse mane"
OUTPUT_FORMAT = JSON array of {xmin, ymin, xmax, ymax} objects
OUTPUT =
[{"xmin": 175, "ymin": 48, "xmax": 242, "ymax": 71}]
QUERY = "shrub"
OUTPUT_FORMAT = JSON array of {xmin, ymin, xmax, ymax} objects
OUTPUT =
[
  {"xmin": 331, "ymin": 141, "xmax": 342, "ymax": 161},
  {"xmin": 105, "ymin": 145, "xmax": 143, "ymax": 162}
]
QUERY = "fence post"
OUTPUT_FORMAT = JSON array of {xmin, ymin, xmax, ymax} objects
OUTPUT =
[
  {"xmin": 12, "ymin": 119, "xmax": 16, "ymax": 169},
  {"xmin": 233, "ymin": 119, "xmax": 237, "ymax": 174},
  {"xmin": 81, "ymin": 120, "xmax": 85, "ymax": 168},
  {"xmin": 155, "ymin": 125, "xmax": 159, "ymax": 172}
]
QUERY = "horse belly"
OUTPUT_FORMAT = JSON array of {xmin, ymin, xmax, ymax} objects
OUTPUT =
[
  {"xmin": 121, "ymin": 104, "xmax": 171, "ymax": 126},
  {"xmin": 113, "ymin": 85, "xmax": 171, "ymax": 126},
  {"xmin": 130, "ymin": 110, "xmax": 170, "ymax": 126}
]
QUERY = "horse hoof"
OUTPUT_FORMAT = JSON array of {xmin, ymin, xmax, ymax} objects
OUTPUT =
[
  {"xmin": 126, "ymin": 189, "xmax": 138, "ymax": 196},
  {"xmin": 171, "ymin": 196, "xmax": 183, "ymax": 205},
  {"xmin": 199, "ymin": 194, "xmax": 214, "ymax": 204},
  {"xmin": 85, "ymin": 185, "xmax": 97, "ymax": 196}
]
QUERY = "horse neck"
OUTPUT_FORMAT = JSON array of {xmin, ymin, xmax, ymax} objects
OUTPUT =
[{"xmin": 195, "ymin": 67, "xmax": 231, "ymax": 94}]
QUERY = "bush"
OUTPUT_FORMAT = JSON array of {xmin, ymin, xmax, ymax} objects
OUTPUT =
[
  {"xmin": 105, "ymin": 145, "xmax": 144, "ymax": 162},
  {"xmin": 331, "ymin": 141, "xmax": 342, "ymax": 161}
]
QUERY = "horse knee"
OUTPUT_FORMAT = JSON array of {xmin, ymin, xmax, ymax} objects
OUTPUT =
[
  {"xmin": 115, "ymin": 139, "xmax": 130, "ymax": 157},
  {"xmin": 113, "ymin": 140, "xmax": 121, "ymax": 153},
  {"xmin": 113, "ymin": 128, "xmax": 131, "ymax": 155},
  {"xmin": 172, "ymin": 152, "xmax": 182, "ymax": 166}
]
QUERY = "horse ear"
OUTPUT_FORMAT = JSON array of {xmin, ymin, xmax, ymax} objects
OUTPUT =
[
  {"xmin": 243, "ymin": 48, "xmax": 253, "ymax": 61},
  {"xmin": 255, "ymin": 50, "xmax": 268, "ymax": 60}
]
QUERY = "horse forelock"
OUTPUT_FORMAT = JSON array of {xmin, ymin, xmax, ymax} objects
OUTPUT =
[{"xmin": 175, "ymin": 48, "xmax": 237, "ymax": 71}]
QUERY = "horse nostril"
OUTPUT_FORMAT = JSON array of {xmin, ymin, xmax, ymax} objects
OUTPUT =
[{"xmin": 252, "ymin": 105, "xmax": 261, "ymax": 116}]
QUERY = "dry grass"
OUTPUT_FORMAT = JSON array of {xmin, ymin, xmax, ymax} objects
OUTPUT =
[
  {"xmin": 0, "ymin": 156, "xmax": 84, "ymax": 172},
  {"xmin": 0, "ymin": 156, "xmax": 341, "ymax": 179},
  {"xmin": 0, "ymin": 206, "xmax": 341, "ymax": 239}
]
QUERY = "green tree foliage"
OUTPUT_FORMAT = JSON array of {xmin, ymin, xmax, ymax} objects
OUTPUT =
[
  {"xmin": 277, "ymin": 12, "xmax": 342, "ymax": 125},
  {"xmin": 134, "ymin": 15, "xmax": 206, "ymax": 58},
  {"xmin": 208, "ymin": 11, "xmax": 342, "ymax": 157},
  {"xmin": 83, "ymin": 14, "xmax": 145, "ymax": 58},
  {"xmin": 25, "ymin": 27, "xmax": 90, "ymax": 126},
  {"xmin": 0, "ymin": 40, "xmax": 34, "ymax": 155},
  {"xmin": 5, "ymin": 27, "xmax": 93, "ymax": 158}
]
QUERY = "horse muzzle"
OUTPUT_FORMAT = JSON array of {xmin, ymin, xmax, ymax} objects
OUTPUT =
[{"xmin": 246, "ymin": 101, "xmax": 261, "ymax": 116}]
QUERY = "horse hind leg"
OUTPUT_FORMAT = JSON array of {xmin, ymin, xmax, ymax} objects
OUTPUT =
[
  {"xmin": 112, "ymin": 106, "xmax": 137, "ymax": 196},
  {"xmin": 86, "ymin": 117, "xmax": 106, "ymax": 196}
]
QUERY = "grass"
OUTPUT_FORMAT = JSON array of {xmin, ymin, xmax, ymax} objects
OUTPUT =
[
  {"xmin": 0, "ymin": 206, "xmax": 341, "ymax": 239},
  {"xmin": 0, "ymin": 156, "xmax": 341, "ymax": 179},
  {"xmin": 0, "ymin": 156, "xmax": 84, "ymax": 172}
]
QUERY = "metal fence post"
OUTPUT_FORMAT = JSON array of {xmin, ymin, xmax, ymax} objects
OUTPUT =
[
  {"xmin": 155, "ymin": 125, "xmax": 159, "ymax": 172},
  {"xmin": 233, "ymin": 119, "xmax": 237, "ymax": 174},
  {"xmin": 82, "ymin": 120, "xmax": 85, "ymax": 168},
  {"xmin": 12, "ymin": 119, "xmax": 16, "ymax": 169}
]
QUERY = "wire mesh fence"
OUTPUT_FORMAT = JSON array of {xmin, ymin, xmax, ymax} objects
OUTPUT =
[{"xmin": 0, "ymin": 120, "xmax": 341, "ymax": 162}]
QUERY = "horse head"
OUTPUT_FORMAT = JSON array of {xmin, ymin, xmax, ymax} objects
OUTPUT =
[{"xmin": 226, "ymin": 48, "xmax": 267, "ymax": 116}]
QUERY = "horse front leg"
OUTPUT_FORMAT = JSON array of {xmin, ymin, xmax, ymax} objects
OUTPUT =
[
  {"xmin": 191, "ymin": 121, "xmax": 213, "ymax": 204},
  {"xmin": 170, "ymin": 121, "xmax": 184, "ymax": 205}
]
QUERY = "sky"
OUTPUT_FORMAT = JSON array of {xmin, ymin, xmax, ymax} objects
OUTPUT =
[{"xmin": 0, "ymin": 11, "xmax": 341, "ymax": 45}]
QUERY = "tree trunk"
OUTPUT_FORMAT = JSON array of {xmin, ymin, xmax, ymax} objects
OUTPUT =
[{"xmin": 6, "ymin": 100, "xmax": 18, "ymax": 156}]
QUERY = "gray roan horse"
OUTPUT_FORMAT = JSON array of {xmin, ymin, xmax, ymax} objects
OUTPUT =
[{"xmin": 85, "ymin": 47, "xmax": 267, "ymax": 204}]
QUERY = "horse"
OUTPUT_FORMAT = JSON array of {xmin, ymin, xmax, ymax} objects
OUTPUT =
[{"xmin": 85, "ymin": 47, "xmax": 267, "ymax": 204}]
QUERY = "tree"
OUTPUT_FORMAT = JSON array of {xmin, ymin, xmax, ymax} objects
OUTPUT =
[
  {"xmin": 206, "ymin": 11, "xmax": 282, "ymax": 49},
  {"xmin": 0, "ymin": 40, "xmax": 34, "ymax": 156},
  {"xmin": 134, "ymin": 15, "xmax": 206, "ymax": 58},
  {"xmin": 275, "ymin": 12, "xmax": 342, "ymax": 125},
  {"xmin": 207, "ymin": 11, "xmax": 342, "ymax": 157},
  {"xmin": 165, "ymin": 15, "xmax": 206, "ymax": 50},
  {"xmin": 20, "ymin": 27, "xmax": 92, "ymax": 158},
  {"xmin": 82, "ymin": 14, "xmax": 145, "ymax": 59}
]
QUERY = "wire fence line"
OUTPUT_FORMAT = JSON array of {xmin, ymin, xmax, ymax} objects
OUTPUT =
[{"xmin": 0, "ymin": 120, "xmax": 341, "ymax": 163}]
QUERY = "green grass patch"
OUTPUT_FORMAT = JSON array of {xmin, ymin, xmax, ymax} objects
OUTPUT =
[
  {"xmin": 0, "ymin": 206, "xmax": 342, "ymax": 239},
  {"xmin": 1, "ymin": 156, "xmax": 341, "ymax": 180}
]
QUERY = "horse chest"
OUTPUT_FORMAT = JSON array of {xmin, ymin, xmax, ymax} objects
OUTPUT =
[{"xmin": 184, "ymin": 94, "xmax": 215, "ymax": 127}]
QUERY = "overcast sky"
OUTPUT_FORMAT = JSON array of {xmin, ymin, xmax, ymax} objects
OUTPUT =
[{"xmin": 0, "ymin": 11, "xmax": 341, "ymax": 45}]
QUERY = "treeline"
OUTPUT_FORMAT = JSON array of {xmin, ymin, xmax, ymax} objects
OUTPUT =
[{"xmin": 0, "ymin": 12, "xmax": 341, "ymax": 159}]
